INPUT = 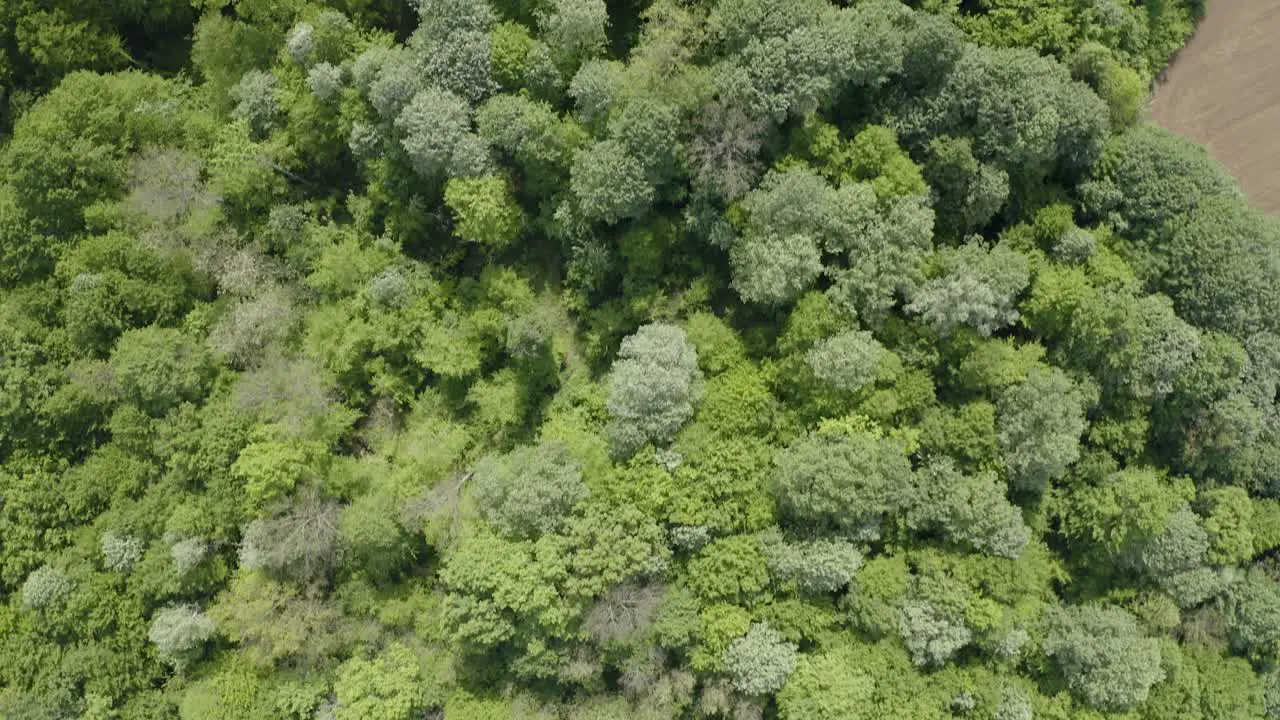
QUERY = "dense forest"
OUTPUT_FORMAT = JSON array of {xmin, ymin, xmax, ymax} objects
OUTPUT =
[{"xmin": 13, "ymin": 0, "xmax": 1280, "ymax": 718}]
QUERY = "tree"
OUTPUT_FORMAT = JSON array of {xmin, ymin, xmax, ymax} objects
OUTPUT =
[
  {"xmin": 996, "ymin": 366, "xmax": 1087, "ymax": 494},
  {"xmin": 3, "ymin": 71, "xmax": 190, "ymax": 236},
  {"xmin": 231, "ymin": 440, "xmax": 324, "ymax": 513},
  {"xmin": 825, "ymin": 194, "xmax": 935, "ymax": 323},
  {"xmin": 607, "ymin": 95, "xmax": 681, "ymax": 185},
  {"xmin": 411, "ymin": 0, "xmax": 495, "ymax": 103},
  {"xmin": 149, "ymin": 605, "xmax": 217, "ymax": 671},
  {"xmin": 472, "ymin": 441, "xmax": 588, "ymax": 539},
  {"xmin": 394, "ymin": 86, "xmax": 473, "ymax": 179},
  {"xmin": 444, "ymin": 175, "xmax": 526, "ymax": 248},
  {"xmin": 1228, "ymin": 572, "xmax": 1280, "ymax": 661},
  {"xmin": 898, "ymin": 44, "xmax": 1109, "ymax": 187},
  {"xmin": 776, "ymin": 645, "xmax": 874, "ymax": 720},
  {"xmin": 170, "ymin": 536, "xmax": 209, "ymax": 575},
  {"xmin": 230, "ymin": 70, "xmax": 277, "ymax": 139},
  {"xmin": 687, "ymin": 100, "xmax": 768, "ymax": 201},
  {"xmin": 778, "ymin": 638, "xmax": 947, "ymax": 719},
  {"xmin": 1080, "ymin": 124, "xmax": 1237, "ymax": 252},
  {"xmin": 802, "ymin": 330, "xmax": 888, "ymax": 394},
  {"xmin": 583, "ymin": 582, "xmax": 664, "ymax": 646},
  {"xmin": 686, "ymin": 535, "xmax": 770, "ymax": 604},
  {"xmin": 539, "ymin": 0, "xmax": 609, "ymax": 73},
  {"xmin": 762, "ymin": 534, "xmax": 864, "ymax": 594},
  {"xmin": 728, "ymin": 166, "xmax": 910, "ymax": 309},
  {"xmin": 1200, "ymin": 486, "xmax": 1255, "ymax": 567},
  {"xmin": 606, "ymin": 323, "xmax": 703, "ymax": 458},
  {"xmin": 568, "ymin": 58, "xmax": 623, "ymax": 124},
  {"xmin": 709, "ymin": 1, "xmax": 865, "ymax": 122},
  {"xmin": 682, "ymin": 312, "xmax": 747, "ymax": 376},
  {"xmin": 1059, "ymin": 467, "xmax": 1188, "ymax": 562},
  {"xmin": 771, "ymin": 427, "xmax": 912, "ymax": 537},
  {"xmin": 898, "ymin": 598, "xmax": 972, "ymax": 667},
  {"xmin": 238, "ymin": 496, "xmax": 341, "ymax": 583},
  {"xmin": 109, "ymin": 326, "xmax": 216, "ymax": 416},
  {"xmin": 20, "ymin": 565, "xmax": 72, "ymax": 610},
  {"xmin": 1044, "ymin": 604, "xmax": 1165, "ymax": 713},
  {"xmin": 906, "ymin": 242, "xmax": 1030, "ymax": 337},
  {"xmin": 306, "ymin": 62, "xmax": 343, "ymax": 101},
  {"xmin": 923, "ymin": 135, "xmax": 1009, "ymax": 237},
  {"xmin": 1160, "ymin": 194, "xmax": 1280, "ymax": 339},
  {"xmin": 359, "ymin": 47, "xmax": 422, "ymax": 120},
  {"xmin": 698, "ymin": 364, "xmax": 781, "ymax": 438},
  {"xmin": 1071, "ymin": 42, "xmax": 1144, "ymax": 131},
  {"xmin": 904, "ymin": 459, "xmax": 1031, "ymax": 559},
  {"xmin": 332, "ymin": 643, "xmax": 425, "ymax": 720},
  {"xmin": 730, "ymin": 232, "xmax": 823, "ymax": 307},
  {"xmin": 1107, "ymin": 293, "xmax": 1201, "ymax": 400},
  {"xmin": 210, "ymin": 572, "xmax": 342, "ymax": 669},
  {"xmin": 1136, "ymin": 507, "xmax": 1209, "ymax": 586},
  {"xmin": 438, "ymin": 530, "xmax": 574, "ymax": 674},
  {"xmin": 567, "ymin": 139, "xmax": 654, "ymax": 225},
  {"xmin": 736, "ymin": 167, "xmax": 830, "ymax": 245},
  {"xmin": 722, "ymin": 623, "xmax": 798, "ymax": 696},
  {"xmin": 340, "ymin": 489, "xmax": 414, "ymax": 582},
  {"xmin": 101, "ymin": 532, "xmax": 144, "ymax": 572}
]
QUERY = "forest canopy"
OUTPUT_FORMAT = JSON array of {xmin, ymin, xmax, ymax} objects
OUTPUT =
[{"xmin": 10, "ymin": 0, "xmax": 1280, "ymax": 719}]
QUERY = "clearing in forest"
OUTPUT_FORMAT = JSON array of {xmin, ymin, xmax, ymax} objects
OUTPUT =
[{"xmin": 1150, "ymin": 2, "xmax": 1280, "ymax": 213}]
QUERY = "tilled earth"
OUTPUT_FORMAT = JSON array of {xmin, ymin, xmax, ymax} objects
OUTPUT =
[{"xmin": 1149, "ymin": 2, "xmax": 1280, "ymax": 213}]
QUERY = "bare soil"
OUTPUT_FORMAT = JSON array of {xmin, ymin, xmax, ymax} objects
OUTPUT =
[{"xmin": 1149, "ymin": 1, "xmax": 1280, "ymax": 213}]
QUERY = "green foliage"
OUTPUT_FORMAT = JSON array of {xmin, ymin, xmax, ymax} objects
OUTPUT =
[
  {"xmin": 1228, "ymin": 572, "xmax": 1280, "ymax": 662},
  {"xmin": 682, "ymin": 312, "xmax": 747, "ymax": 376},
  {"xmin": 20, "ymin": 565, "xmax": 72, "ymax": 610},
  {"xmin": 232, "ymin": 440, "xmax": 322, "ymax": 513},
  {"xmin": 472, "ymin": 441, "xmax": 588, "ymax": 539},
  {"xmin": 907, "ymin": 241, "xmax": 1030, "ymax": 337},
  {"xmin": 904, "ymin": 459, "xmax": 1031, "ymax": 558},
  {"xmin": 923, "ymin": 135, "xmax": 1009, "ymax": 237},
  {"xmin": 898, "ymin": 43, "xmax": 1109, "ymax": 191},
  {"xmin": 698, "ymin": 365, "xmax": 780, "ymax": 438},
  {"xmin": 762, "ymin": 533, "xmax": 864, "ymax": 594},
  {"xmin": 686, "ymin": 535, "xmax": 769, "ymax": 604},
  {"xmin": 3, "ymin": 71, "xmax": 195, "ymax": 236},
  {"xmin": 1200, "ymin": 487, "xmax": 1255, "ymax": 567},
  {"xmin": 230, "ymin": 70, "xmax": 278, "ymax": 139},
  {"xmin": 898, "ymin": 596, "xmax": 972, "ymax": 667},
  {"xmin": 444, "ymin": 175, "xmax": 527, "ymax": 248},
  {"xmin": 805, "ymin": 330, "xmax": 888, "ymax": 393},
  {"xmin": 606, "ymin": 323, "xmax": 703, "ymax": 458},
  {"xmin": 395, "ymin": 86, "xmax": 473, "ymax": 179},
  {"xmin": 109, "ymin": 327, "xmax": 216, "ymax": 415},
  {"xmin": 0, "ymin": 1, "xmax": 1256, "ymax": 717},
  {"xmin": 772, "ymin": 426, "xmax": 912, "ymax": 537},
  {"xmin": 722, "ymin": 623, "xmax": 798, "ymax": 696},
  {"xmin": 996, "ymin": 366, "xmax": 1087, "ymax": 494},
  {"xmin": 101, "ymin": 532, "xmax": 145, "ymax": 572},
  {"xmin": 567, "ymin": 139, "xmax": 654, "ymax": 226},
  {"xmin": 1044, "ymin": 604, "xmax": 1165, "ymax": 713},
  {"xmin": 210, "ymin": 573, "xmax": 343, "ymax": 669},
  {"xmin": 1059, "ymin": 466, "xmax": 1189, "ymax": 562},
  {"xmin": 332, "ymin": 643, "xmax": 424, "ymax": 720},
  {"xmin": 149, "ymin": 605, "xmax": 217, "ymax": 671}
]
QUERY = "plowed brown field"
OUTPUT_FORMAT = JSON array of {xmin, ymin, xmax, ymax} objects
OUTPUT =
[{"xmin": 1149, "ymin": 2, "xmax": 1280, "ymax": 213}]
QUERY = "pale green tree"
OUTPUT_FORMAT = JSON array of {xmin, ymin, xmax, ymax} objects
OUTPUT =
[
  {"xmin": 1044, "ymin": 604, "xmax": 1164, "ymax": 713},
  {"xmin": 722, "ymin": 623, "xmax": 798, "ymax": 696},
  {"xmin": 607, "ymin": 323, "xmax": 703, "ymax": 458},
  {"xmin": 472, "ymin": 441, "xmax": 588, "ymax": 539},
  {"xmin": 997, "ymin": 366, "xmax": 1087, "ymax": 494}
]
